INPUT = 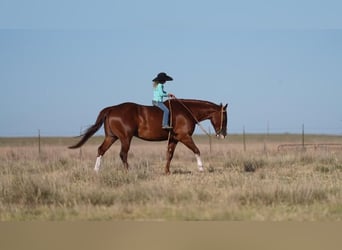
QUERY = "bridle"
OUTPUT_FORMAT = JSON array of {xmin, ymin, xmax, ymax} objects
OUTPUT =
[{"xmin": 216, "ymin": 105, "xmax": 227, "ymax": 137}]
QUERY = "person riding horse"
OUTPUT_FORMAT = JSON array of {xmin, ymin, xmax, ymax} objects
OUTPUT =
[{"xmin": 152, "ymin": 72, "xmax": 175, "ymax": 130}]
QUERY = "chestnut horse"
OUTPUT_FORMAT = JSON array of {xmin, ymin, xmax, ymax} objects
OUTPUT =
[{"xmin": 69, "ymin": 99, "xmax": 228, "ymax": 174}]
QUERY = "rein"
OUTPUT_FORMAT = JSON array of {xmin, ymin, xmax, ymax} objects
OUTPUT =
[{"xmin": 172, "ymin": 98, "xmax": 224, "ymax": 137}]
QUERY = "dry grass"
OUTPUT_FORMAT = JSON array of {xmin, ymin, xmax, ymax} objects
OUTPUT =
[{"xmin": 0, "ymin": 135, "xmax": 342, "ymax": 221}]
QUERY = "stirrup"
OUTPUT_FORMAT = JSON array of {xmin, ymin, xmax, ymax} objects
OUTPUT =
[{"xmin": 162, "ymin": 125, "xmax": 173, "ymax": 130}]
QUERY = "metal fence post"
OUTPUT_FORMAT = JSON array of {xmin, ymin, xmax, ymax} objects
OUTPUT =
[{"xmin": 243, "ymin": 126, "xmax": 246, "ymax": 152}]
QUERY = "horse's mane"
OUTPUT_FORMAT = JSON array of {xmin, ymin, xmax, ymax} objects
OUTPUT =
[{"xmin": 172, "ymin": 98, "xmax": 218, "ymax": 106}]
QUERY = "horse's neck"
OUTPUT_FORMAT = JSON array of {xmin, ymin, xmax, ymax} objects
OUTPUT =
[{"xmin": 181, "ymin": 100, "xmax": 216, "ymax": 121}]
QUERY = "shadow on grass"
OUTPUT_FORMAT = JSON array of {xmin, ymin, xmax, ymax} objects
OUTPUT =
[{"xmin": 172, "ymin": 169, "xmax": 192, "ymax": 175}]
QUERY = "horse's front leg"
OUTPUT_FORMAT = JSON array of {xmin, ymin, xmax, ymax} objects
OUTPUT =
[
  {"xmin": 118, "ymin": 137, "xmax": 132, "ymax": 171},
  {"xmin": 179, "ymin": 135, "xmax": 204, "ymax": 172},
  {"xmin": 165, "ymin": 139, "xmax": 178, "ymax": 174}
]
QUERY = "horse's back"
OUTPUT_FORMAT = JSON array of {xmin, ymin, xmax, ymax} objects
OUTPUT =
[
  {"xmin": 104, "ymin": 102, "xmax": 140, "ymax": 126},
  {"xmin": 103, "ymin": 102, "xmax": 168, "ymax": 140}
]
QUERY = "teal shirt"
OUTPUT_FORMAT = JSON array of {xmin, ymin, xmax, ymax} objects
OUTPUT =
[{"xmin": 153, "ymin": 83, "xmax": 168, "ymax": 102}]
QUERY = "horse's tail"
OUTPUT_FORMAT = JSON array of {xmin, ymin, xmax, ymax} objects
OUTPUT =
[{"xmin": 69, "ymin": 108, "xmax": 109, "ymax": 149}]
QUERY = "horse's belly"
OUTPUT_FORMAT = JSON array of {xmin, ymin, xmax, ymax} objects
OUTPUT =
[{"xmin": 136, "ymin": 129, "xmax": 169, "ymax": 141}]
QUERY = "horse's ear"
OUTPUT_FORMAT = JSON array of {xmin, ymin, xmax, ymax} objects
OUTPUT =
[{"xmin": 220, "ymin": 103, "xmax": 228, "ymax": 110}]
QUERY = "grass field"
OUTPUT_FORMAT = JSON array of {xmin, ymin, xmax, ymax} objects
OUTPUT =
[{"xmin": 0, "ymin": 134, "xmax": 342, "ymax": 221}]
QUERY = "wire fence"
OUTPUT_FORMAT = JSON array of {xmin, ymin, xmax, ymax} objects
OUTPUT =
[
  {"xmin": 2, "ymin": 123, "xmax": 342, "ymax": 157},
  {"xmin": 2, "ymin": 122, "xmax": 341, "ymax": 138}
]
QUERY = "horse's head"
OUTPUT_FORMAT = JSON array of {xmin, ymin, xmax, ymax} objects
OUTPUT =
[{"xmin": 210, "ymin": 103, "xmax": 228, "ymax": 139}]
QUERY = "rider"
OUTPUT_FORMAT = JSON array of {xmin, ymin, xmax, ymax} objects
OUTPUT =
[{"xmin": 152, "ymin": 72, "xmax": 175, "ymax": 130}]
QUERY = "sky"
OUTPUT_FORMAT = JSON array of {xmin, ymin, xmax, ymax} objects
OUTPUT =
[{"xmin": 1, "ymin": 0, "xmax": 342, "ymax": 136}]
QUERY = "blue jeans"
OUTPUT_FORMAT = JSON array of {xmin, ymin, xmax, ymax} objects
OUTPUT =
[{"xmin": 152, "ymin": 101, "xmax": 170, "ymax": 127}]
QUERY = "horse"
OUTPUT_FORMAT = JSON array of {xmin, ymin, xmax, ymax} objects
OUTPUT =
[{"xmin": 69, "ymin": 99, "xmax": 228, "ymax": 174}]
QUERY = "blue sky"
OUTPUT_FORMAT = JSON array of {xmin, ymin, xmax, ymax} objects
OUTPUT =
[{"xmin": 1, "ymin": 0, "xmax": 342, "ymax": 136}]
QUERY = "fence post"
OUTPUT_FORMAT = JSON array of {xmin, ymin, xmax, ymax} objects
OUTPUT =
[
  {"xmin": 208, "ymin": 126, "xmax": 212, "ymax": 153},
  {"xmin": 264, "ymin": 121, "xmax": 269, "ymax": 153},
  {"xmin": 302, "ymin": 123, "xmax": 305, "ymax": 150},
  {"xmin": 243, "ymin": 126, "xmax": 246, "ymax": 152},
  {"xmin": 80, "ymin": 126, "xmax": 83, "ymax": 159},
  {"xmin": 38, "ymin": 129, "xmax": 41, "ymax": 156}
]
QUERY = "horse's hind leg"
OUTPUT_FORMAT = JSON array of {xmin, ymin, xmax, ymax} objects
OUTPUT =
[
  {"xmin": 119, "ymin": 138, "xmax": 132, "ymax": 170},
  {"xmin": 94, "ymin": 136, "xmax": 117, "ymax": 172}
]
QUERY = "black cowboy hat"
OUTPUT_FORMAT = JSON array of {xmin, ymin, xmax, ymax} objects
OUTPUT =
[{"xmin": 152, "ymin": 72, "xmax": 173, "ymax": 82}]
